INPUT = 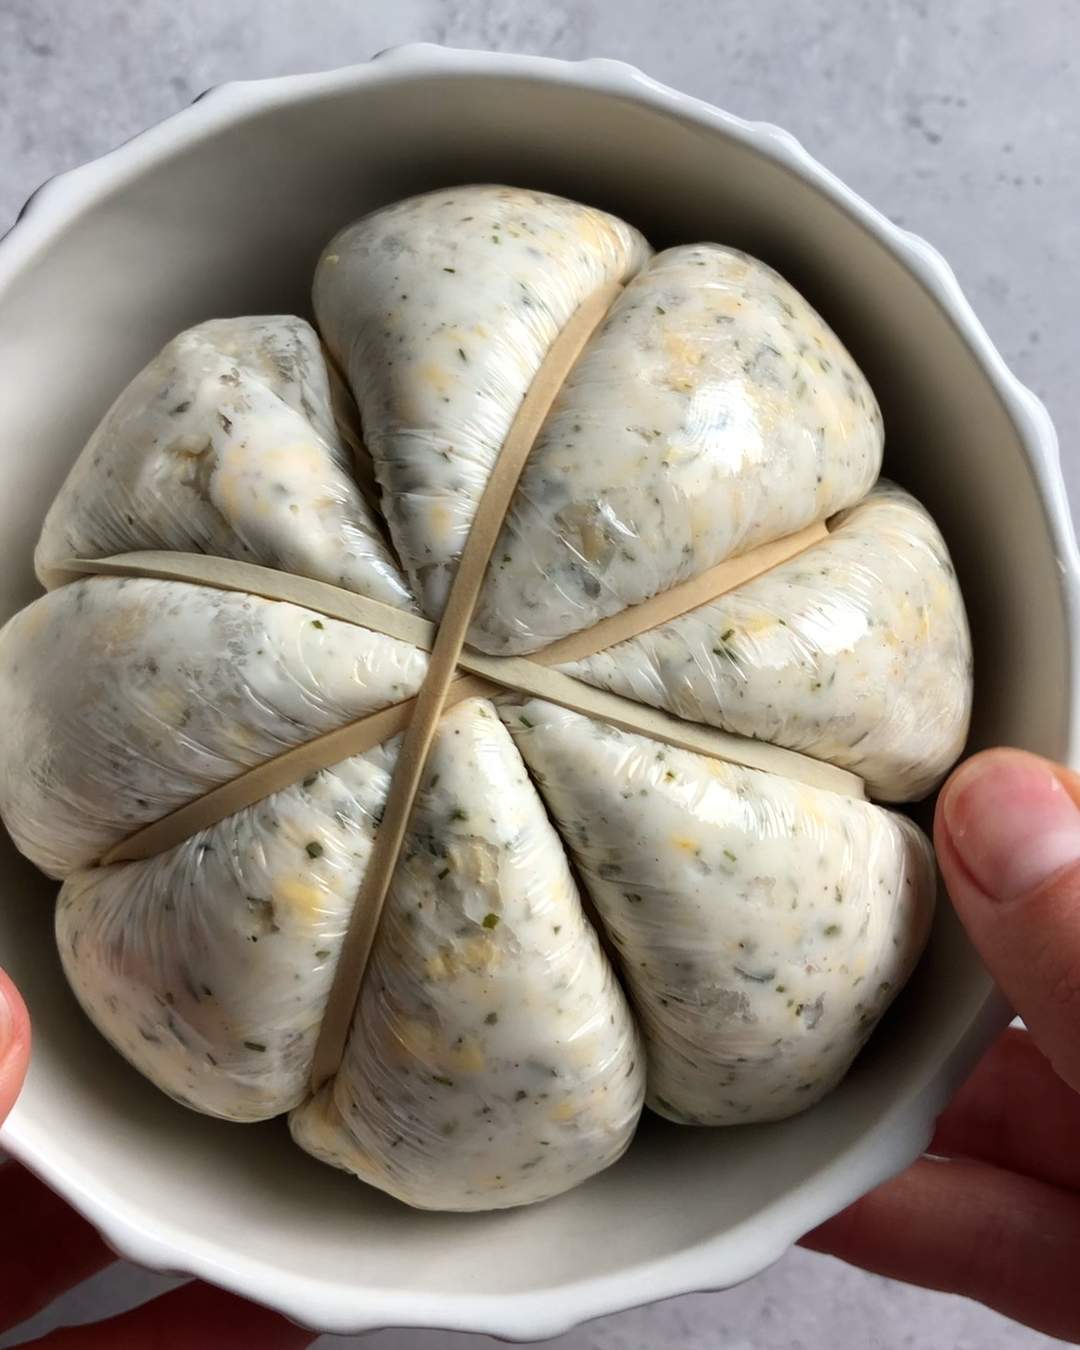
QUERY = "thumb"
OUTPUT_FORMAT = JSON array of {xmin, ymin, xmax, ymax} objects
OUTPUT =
[
  {"xmin": 0, "ymin": 968, "xmax": 29, "ymax": 1125},
  {"xmin": 936, "ymin": 747, "xmax": 1080, "ymax": 1093}
]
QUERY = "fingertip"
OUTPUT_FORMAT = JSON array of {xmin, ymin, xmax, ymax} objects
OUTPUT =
[
  {"xmin": 935, "ymin": 747, "xmax": 1050, "ymax": 858},
  {"xmin": 934, "ymin": 750, "xmax": 1080, "ymax": 1092},
  {"xmin": 937, "ymin": 748, "xmax": 1080, "ymax": 905},
  {"xmin": 0, "ymin": 968, "xmax": 30, "ymax": 1125}
]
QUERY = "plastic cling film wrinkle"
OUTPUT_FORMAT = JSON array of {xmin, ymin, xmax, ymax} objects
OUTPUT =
[{"xmin": 35, "ymin": 316, "xmax": 415, "ymax": 610}]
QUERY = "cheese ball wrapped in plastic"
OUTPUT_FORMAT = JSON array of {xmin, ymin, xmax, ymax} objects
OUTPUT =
[
  {"xmin": 558, "ymin": 482, "xmax": 972, "ymax": 800},
  {"xmin": 0, "ymin": 183, "xmax": 971, "ymax": 1213},
  {"xmin": 503, "ymin": 700, "xmax": 935, "ymax": 1124},
  {"xmin": 35, "ymin": 315, "xmax": 413, "ymax": 610},
  {"xmin": 291, "ymin": 700, "xmax": 643, "ymax": 1211}
]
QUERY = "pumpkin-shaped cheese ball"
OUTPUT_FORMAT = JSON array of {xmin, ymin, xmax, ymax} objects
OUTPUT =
[{"xmin": 0, "ymin": 185, "xmax": 971, "ymax": 1212}]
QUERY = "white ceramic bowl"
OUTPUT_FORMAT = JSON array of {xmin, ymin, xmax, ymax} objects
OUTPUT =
[{"xmin": 0, "ymin": 44, "xmax": 1074, "ymax": 1341}]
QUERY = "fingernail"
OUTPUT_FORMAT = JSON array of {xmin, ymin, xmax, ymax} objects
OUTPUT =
[{"xmin": 943, "ymin": 753, "xmax": 1080, "ymax": 903}]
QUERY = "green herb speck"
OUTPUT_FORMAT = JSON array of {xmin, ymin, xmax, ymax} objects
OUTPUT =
[
  {"xmin": 305, "ymin": 841, "xmax": 324, "ymax": 859},
  {"xmin": 482, "ymin": 912, "xmax": 500, "ymax": 929}
]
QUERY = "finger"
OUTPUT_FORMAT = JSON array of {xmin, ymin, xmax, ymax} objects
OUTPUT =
[
  {"xmin": 802, "ymin": 1155, "xmax": 1080, "ymax": 1343},
  {"xmin": 931, "ymin": 1026, "xmax": 1080, "ymax": 1190},
  {"xmin": 935, "ymin": 747, "xmax": 1080, "ymax": 1092},
  {"xmin": 0, "ymin": 967, "xmax": 30, "ymax": 1124},
  {"xmin": 18, "ymin": 1278, "xmax": 317, "ymax": 1349},
  {"xmin": 0, "ymin": 1165, "xmax": 114, "ymax": 1335}
]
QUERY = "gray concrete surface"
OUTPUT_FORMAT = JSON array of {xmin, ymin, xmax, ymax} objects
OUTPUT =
[{"xmin": 0, "ymin": 0, "xmax": 1077, "ymax": 1346}]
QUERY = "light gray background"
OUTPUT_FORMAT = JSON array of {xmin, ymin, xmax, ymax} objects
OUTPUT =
[{"xmin": 0, "ymin": 1, "xmax": 1076, "ymax": 1347}]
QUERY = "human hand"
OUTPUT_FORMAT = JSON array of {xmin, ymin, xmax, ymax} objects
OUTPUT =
[
  {"xmin": 803, "ymin": 748, "xmax": 1080, "ymax": 1342},
  {"xmin": 0, "ymin": 967, "xmax": 29, "ymax": 1127},
  {"xmin": 0, "ymin": 968, "xmax": 316, "ymax": 1349}
]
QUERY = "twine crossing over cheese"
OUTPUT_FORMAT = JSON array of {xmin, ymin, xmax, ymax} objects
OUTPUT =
[{"xmin": 56, "ymin": 279, "xmax": 859, "ymax": 1092}]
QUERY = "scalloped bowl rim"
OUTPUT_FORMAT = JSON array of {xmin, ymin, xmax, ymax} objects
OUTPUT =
[{"xmin": 0, "ymin": 44, "xmax": 1075, "ymax": 1341}]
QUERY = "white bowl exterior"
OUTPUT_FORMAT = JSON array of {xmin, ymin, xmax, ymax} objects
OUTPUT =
[{"xmin": 0, "ymin": 45, "xmax": 1074, "ymax": 1339}]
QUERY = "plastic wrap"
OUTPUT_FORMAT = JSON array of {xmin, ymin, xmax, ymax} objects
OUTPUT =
[
  {"xmin": 315, "ymin": 192, "xmax": 881, "ymax": 655},
  {"xmin": 559, "ymin": 483, "xmax": 972, "ymax": 800},
  {"xmin": 313, "ymin": 185, "xmax": 652, "ymax": 622},
  {"xmin": 471, "ymin": 243, "xmax": 883, "ymax": 655},
  {"xmin": 502, "ymin": 699, "xmax": 935, "ymax": 1124},
  {"xmin": 0, "ymin": 576, "xmax": 428, "ymax": 875},
  {"xmin": 0, "ymin": 184, "xmax": 972, "ymax": 1212},
  {"xmin": 55, "ymin": 740, "xmax": 396, "ymax": 1121},
  {"xmin": 290, "ymin": 699, "xmax": 643, "ymax": 1211},
  {"xmin": 35, "ymin": 316, "xmax": 414, "ymax": 609}
]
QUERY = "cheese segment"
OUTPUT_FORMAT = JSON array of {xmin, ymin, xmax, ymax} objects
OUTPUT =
[
  {"xmin": 503, "ymin": 699, "xmax": 935, "ymax": 1124},
  {"xmin": 559, "ymin": 483, "xmax": 972, "ymax": 800},
  {"xmin": 35, "ymin": 315, "xmax": 413, "ymax": 609}
]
